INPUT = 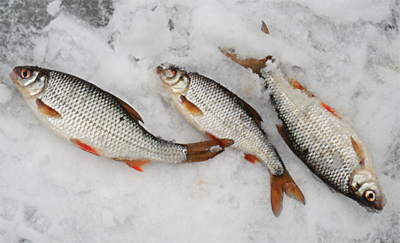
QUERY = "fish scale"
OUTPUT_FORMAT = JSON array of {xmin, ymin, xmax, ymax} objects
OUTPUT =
[
  {"xmin": 41, "ymin": 71, "xmax": 188, "ymax": 161},
  {"xmin": 265, "ymin": 70, "xmax": 358, "ymax": 193},
  {"xmin": 158, "ymin": 65, "xmax": 305, "ymax": 216},
  {"xmin": 11, "ymin": 66, "xmax": 232, "ymax": 172},
  {"xmin": 221, "ymin": 40, "xmax": 385, "ymax": 209},
  {"xmin": 186, "ymin": 72, "xmax": 284, "ymax": 175}
]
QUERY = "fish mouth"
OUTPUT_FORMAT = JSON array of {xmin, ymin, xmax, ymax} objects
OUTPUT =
[
  {"xmin": 156, "ymin": 66, "xmax": 164, "ymax": 75},
  {"xmin": 374, "ymin": 193, "xmax": 387, "ymax": 210},
  {"xmin": 9, "ymin": 66, "xmax": 22, "ymax": 85}
]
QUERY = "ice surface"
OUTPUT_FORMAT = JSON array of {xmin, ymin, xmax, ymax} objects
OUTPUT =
[{"xmin": 1, "ymin": 0, "xmax": 399, "ymax": 242}]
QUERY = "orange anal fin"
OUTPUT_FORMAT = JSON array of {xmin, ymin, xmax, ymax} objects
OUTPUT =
[
  {"xmin": 70, "ymin": 139, "xmax": 100, "ymax": 156},
  {"xmin": 36, "ymin": 99, "xmax": 61, "ymax": 118},
  {"xmin": 114, "ymin": 96, "xmax": 144, "ymax": 123},
  {"xmin": 220, "ymin": 48, "xmax": 274, "ymax": 76},
  {"xmin": 261, "ymin": 20, "xmax": 270, "ymax": 34},
  {"xmin": 270, "ymin": 170, "xmax": 305, "ymax": 217},
  {"xmin": 184, "ymin": 139, "xmax": 233, "ymax": 163},
  {"xmin": 350, "ymin": 136, "xmax": 366, "ymax": 165},
  {"xmin": 244, "ymin": 154, "xmax": 261, "ymax": 164},
  {"xmin": 123, "ymin": 160, "xmax": 151, "ymax": 172},
  {"xmin": 180, "ymin": 95, "xmax": 203, "ymax": 116},
  {"xmin": 205, "ymin": 132, "xmax": 233, "ymax": 148},
  {"xmin": 320, "ymin": 101, "xmax": 342, "ymax": 120},
  {"xmin": 242, "ymin": 100, "xmax": 263, "ymax": 126}
]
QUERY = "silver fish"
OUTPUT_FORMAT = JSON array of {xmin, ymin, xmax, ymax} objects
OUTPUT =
[
  {"xmin": 221, "ymin": 21, "xmax": 386, "ymax": 210},
  {"xmin": 10, "ymin": 66, "xmax": 232, "ymax": 172},
  {"xmin": 157, "ymin": 65, "xmax": 305, "ymax": 216}
]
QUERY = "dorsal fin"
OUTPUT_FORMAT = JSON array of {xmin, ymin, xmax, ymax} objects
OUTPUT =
[
  {"xmin": 261, "ymin": 21, "xmax": 269, "ymax": 34},
  {"xmin": 114, "ymin": 96, "xmax": 144, "ymax": 123},
  {"xmin": 242, "ymin": 100, "xmax": 263, "ymax": 126}
]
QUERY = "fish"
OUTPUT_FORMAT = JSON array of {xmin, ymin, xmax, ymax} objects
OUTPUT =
[
  {"xmin": 157, "ymin": 64, "xmax": 305, "ymax": 216},
  {"xmin": 221, "ymin": 21, "xmax": 386, "ymax": 210},
  {"xmin": 10, "ymin": 66, "xmax": 233, "ymax": 172}
]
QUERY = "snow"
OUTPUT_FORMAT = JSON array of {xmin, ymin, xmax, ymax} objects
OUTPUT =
[
  {"xmin": 0, "ymin": 84, "xmax": 12, "ymax": 104},
  {"xmin": 1, "ymin": 0, "xmax": 399, "ymax": 242}
]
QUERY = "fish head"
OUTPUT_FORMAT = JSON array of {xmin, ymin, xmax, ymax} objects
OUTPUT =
[
  {"xmin": 10, "ymin": 66, "xmax": 48, "ymax": 99},
  {"xmin": 157, "ymin": 64, "xmax": 190, "ymax": 95},
  {"xmin": 349, "ymin": 165, "xmax": 386, "ymax": 210}
]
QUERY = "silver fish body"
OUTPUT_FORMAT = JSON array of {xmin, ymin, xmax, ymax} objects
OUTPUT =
[
  {"xmin": 263, "ymin": 68, "xmax": 386, "ymax": 209},
  {"xmin": 158, "ymin": 65, "xmax": 305, "ymax": 216},
  {"xmin": 222, "ymin": 37, "xmax": 386, "ymax": 210},
  {"xmin": 10, "ymin": 66, "xmax": 230, "ymax": 171}
]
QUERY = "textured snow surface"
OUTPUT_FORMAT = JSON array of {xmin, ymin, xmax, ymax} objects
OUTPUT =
[{"xmin": 1, "ymin": 0, "xmax": 399, "ymax": 242}]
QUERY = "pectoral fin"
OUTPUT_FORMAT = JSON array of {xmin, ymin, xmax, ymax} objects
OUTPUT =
[
  {"xmin": 36, "ymin": 99, "xmax": 61, "ymax": 118},
  {"xmin": 180, "ymin": 95, "xmax": 203, "ymax": 116},
  {"xmin": 114, "ymin": 96, "xmax": 143, "ymax": 123},
  {"xmin": 351, "ymin": 136, "xmax": 366, "ymax": 165}
]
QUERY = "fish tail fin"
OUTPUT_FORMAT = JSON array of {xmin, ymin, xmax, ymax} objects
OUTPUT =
[
  {"xmin": 183, "ymin": 139, "xmax": 233, "ymax": 162},
  {"xmin": 220, "ymin": 48, "xmax": 273, "ymax": 76},
  {"xmin": 270, "ymin": 170, "xmax": 305, "ymax": 217},
  {"xmin": 220, "ymin": 21, "xmax": 274, "ymax": 76}
]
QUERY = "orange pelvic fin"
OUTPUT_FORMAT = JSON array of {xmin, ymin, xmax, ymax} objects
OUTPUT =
[
  {"xmin": 36, "ymin": 99, "xmax": 61, "ymax": 118},
  {"xmin": 114, "ymin": 96, "xmax": 144, "ymax": 123},
  {"xmin": 184, "ymin": 138, "xmax": 233, "ymax": 162},
  {"xmin": 261, "ymin": 21, "xmax": 270, "ymax": 35},
  {"xmin": 180, "ymin": 95, "xmax": 203, "ymax": 116},
  {"xmin": 123, "ymin": 160, "xmax": 151, "ymax": 172},
  {"xmin": 70, "ymin": 139, "xmax": 100, "ymax": 156},
  {"xmin": 287, "ymin": 78, "xmax": 314, "ymax": 98},
  {"xmin": 205, "ymin": 132, "xmax": 233, "ymax": 148},
  {"xmin": 242, "ymin": 100, "xmax": 263, "ymax": 126},
  {"xmin": 320, "ymin": 101, "xmax": 342, "ymax": 120},
  {"xmin": 350, "ymin": 136, "xmax": 366, "ymax": 165},
  {"xmin": 270, "ymin": 170, "xmax": 305, "ymax": 217},
  {"xmin": 244, "ymin": 154, "xmax": 261, "ymax": 164},
  {"xmin": 220, "ymin": 49, "xmax": 274, "ymax": 76}
]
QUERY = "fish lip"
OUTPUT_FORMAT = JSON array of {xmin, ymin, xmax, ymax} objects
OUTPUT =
[
  {"xmin": 156, "ymin": 66, "xmax": 164, "ymax": 75},
  {"xmin": 10, "ymin": 66, "xmax": 23, "ymax": 86},
  {"xmin": 374, "ymin": 194, "xmax": 387, "ymax": 210}
]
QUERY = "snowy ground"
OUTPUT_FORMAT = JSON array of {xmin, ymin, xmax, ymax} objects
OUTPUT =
[{"xmin": 1, "ymin": 0, "xmax": 399, "ymax": 242}]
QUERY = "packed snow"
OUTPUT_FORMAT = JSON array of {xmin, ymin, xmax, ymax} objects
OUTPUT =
[{"xmin": 0, "ymin": 0, "xmax": 399, "ymax": 242}]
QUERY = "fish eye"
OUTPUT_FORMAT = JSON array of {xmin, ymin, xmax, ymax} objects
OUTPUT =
[
  {"xmin": 21, "ymin": 69, "xmax": 31, "ymax": 79},
  {"xmin": 364, "ymin": 190, "xmax": 376, "ymax": 202},
  {"xmin": 166, "ymin": 68, "xmax": 177, "ymax": 78}
]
